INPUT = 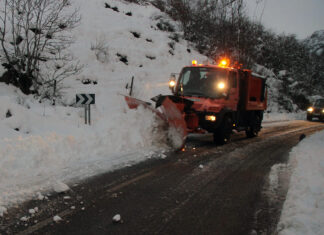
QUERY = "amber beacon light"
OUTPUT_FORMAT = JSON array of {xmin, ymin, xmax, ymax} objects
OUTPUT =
[{"xmin": 218, "ymin": 58, "xmax": 230, "ymax": 68}]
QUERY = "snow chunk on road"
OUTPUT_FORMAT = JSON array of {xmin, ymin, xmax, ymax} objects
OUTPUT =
[
  {"xmin": 20, "ymin": 216, "xmax": 29, "ymax": 222},
  {"xmin": 53, "ymin": 181, "xmax": 70, "ymax": 193},
  {"xmin": 53, "ymin": 215, "xmax": 62, "ymax": 222},
  {"xmin": 160, "ymin": 153, "xmax": 167, "ymax": 159},
  {"xmin": 112, "ymin": 214, "xmax": 121, "ymax": 223},
  {"xmin": 36, "ymin": 192, "xmax": 45, "ymax": 200},
  {"xmin": 0, "ymin": 206, "xmax": 7, "ymax": 217},
  {"xmin": 277, "ymin": 130, "xmax": 324, "ymax": 235},
  {"xmin": 269, "ymin": 163, "xmax": 287, "ymax": 192},
  {"xmin": 28, "ymin": 207, "xmax": 38, "ymax": 215}
]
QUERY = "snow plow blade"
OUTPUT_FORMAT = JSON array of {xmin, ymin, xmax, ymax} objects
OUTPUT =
[
  {"xmin": 124, "ymin": 95, "xmax": 151, "ymax": 109},
  {"xmin": 124, "ymin": 95, "xmax": 187, "ymax": 150},
  {"xmin": 124, "ymin": 95, "xmax": 164, "ymax": 120}
]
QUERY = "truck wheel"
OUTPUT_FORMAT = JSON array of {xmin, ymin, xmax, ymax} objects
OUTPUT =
[
  {"xmin": 246, "ymin": 128, "xmax": 258, "ymax": 138},
  {"xmin": 307, "ymin": 115, "xmax": 313, "ymax": 121},
  {"xmin": 246, "ymin": 114, "xmax": 261, "ymax": 138},
  {"xmin": 214, "ymin": 116, "xmax": 232, "ymax": 145}
]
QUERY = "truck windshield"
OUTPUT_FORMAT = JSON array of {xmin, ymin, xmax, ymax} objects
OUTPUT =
[
  {"xmin": 177, "ymin": 67, "xmax": 228, "ymax": 98},
  {"xmin": 315, "ymin": 99, "xmax": 324, "ymax": 107}
]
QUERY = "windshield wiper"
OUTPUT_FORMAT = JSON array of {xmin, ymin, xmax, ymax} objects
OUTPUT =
[{"xmin": 184, "ymin": 91, "xmax": 206, "ymax": 97}]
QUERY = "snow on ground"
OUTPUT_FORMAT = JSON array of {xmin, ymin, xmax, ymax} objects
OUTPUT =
[
  {"xmin": 0, "ymin": 206, "xmax": 7, "ymax": 217},
  {"xmin": 0, "ymin": 0, "xmax": 205, "ymax": 211},
  {"xmin": 0, "ymin": 0, "xmax": 306, "ymax": 213},
  {"xmin": 53, "ymin": 215, "xmax": 62, "ymax": 223},
  {"xmin": 275, "ymin": 130, "xmax": 324, "ymax": 235},
  {"xmin": 263, "ymin": 112, "xmax": 305, "ymax": 123},
  {"xmin": 268, "ymin": 163, "xmax": 288, "ymax": 192}
]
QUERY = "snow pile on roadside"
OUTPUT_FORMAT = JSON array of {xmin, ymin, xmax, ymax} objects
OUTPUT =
[
  {"xmin": 0, "ymin": 88, "xmax": 166, "ymax": 209},
  {"xmin": 268, "ymin": 163, "xmax": 287, "ymax": 192},
  {"xmin": 277, "ymin": 130, "xmax": 324, "ymax": 235},
  {"xmin": 263, "ymin": 112, "xmax": 305, "ymax": 122}
]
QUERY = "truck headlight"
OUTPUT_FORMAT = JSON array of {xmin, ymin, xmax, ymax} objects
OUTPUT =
[
  {"xmin": 205, "ymin": 115, "xmax": 216, "ymax": 122},
  {"xmin": 217, "ymin": 82, "xmax": 226, "ymax": 90},
  {"xmin": 307, "ymin": 107, "xmax": 313, "ymax": 112}
]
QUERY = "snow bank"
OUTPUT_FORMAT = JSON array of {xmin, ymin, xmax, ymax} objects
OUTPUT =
[
  {"xmin": 0, "ymin": 92, "xmax": 166, "ymax": 208},
  {"xmin": 268, "ymin": 163, "xmax": 288, "ymax": 192},
  {"xmin": 277, "ymin": 130, "xmax": 324, "ymax": 235},
  {"xmin": 263, "ymin": 112, "xmax": 305, "ymax": 122}
]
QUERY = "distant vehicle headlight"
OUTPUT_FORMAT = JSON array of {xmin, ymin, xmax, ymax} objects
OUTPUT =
[{"xmin": 307, "ymin": 107, "xmax": 313, "ymax": 112}]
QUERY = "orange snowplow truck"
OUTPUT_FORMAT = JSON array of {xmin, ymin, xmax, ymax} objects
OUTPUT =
[{"xmin": 125, "ymin": 59, "xmax": 267, "ymax": 149}]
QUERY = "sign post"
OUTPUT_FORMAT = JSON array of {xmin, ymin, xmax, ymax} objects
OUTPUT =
[{"xmin": 76, "ymin": 94, "xmax": 95, "ymax": 125}]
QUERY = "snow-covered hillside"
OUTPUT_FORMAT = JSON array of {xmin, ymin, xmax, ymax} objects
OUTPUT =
[{"xmin": 0, "ymin": 0, "xmax": 206, "ymax": 209}]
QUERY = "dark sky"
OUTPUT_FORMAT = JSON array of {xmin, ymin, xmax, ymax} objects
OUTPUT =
[{"xmin": 246, "ymin": 0, "xmax": 324, "ymax": 39}]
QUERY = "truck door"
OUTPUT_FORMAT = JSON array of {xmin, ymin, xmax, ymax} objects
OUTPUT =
[
  {"xmin": 228, "ymin": 71, "xmax": 239, "ymax": 110},
  {"xmin": 238, "ymin": 71, "xmax": 248, "ymax": 110}
]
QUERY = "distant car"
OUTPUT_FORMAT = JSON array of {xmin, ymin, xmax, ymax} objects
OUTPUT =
[{"xmin": 307, "ymin": 99, "xmax": 324, "ymax": 121}]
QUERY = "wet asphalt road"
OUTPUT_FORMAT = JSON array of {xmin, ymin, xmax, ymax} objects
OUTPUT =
[{"xmin": 1, "ymin": 120, "xmax": 324, "ymax": 235}]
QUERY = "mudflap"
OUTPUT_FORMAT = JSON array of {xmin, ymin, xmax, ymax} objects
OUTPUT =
[{"xmin": 124, "ymin": 95, "xmax": 187, "ymax": 150}]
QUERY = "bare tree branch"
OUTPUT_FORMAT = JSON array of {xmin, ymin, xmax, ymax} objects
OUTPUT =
[{"xmin": 0, "ymin": 0, "xmax": 81, "ymax": 96}]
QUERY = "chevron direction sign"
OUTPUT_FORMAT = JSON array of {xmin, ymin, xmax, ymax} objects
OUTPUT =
[{"xmin": 76, "ymin": 94, "xmax": 95, "ymax": 105}]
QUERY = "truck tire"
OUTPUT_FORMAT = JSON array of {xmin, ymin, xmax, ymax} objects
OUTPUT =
[
  {"xmin": 246, "ymin": 128, "xmax": 258, "ymax": 138},
  {"xmin": 214, "ymin": 116, "xmax": 232, "ymax": 145},
  {"xmin": 246, "ymin": 113, "xmax": 261, "ymax": 138},
  {"xmin": 307, "ymin": 114, "xmax": 313, "ymax": 121}
]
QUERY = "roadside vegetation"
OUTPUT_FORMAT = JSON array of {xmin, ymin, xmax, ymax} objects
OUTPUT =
[
  {"xmin": 0, "ymin": 0, "xmax": 81, "ymax": 99},
  {"xmin": 147, "ymin": 0, "xmax": 324, "ymax": 110},
  {"xmin": 0, "ymin": 0, "xmax": 323, "ymax": 110}
]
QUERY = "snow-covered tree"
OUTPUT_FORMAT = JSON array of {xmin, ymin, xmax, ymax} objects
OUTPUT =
[{"xmin": 0, "ymin": 0, "xmax": 81, "ymax": 96}]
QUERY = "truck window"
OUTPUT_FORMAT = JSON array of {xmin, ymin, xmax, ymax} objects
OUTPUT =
[{"xmin": 181, "ymin": 70, "xmax": 191, "ymax": 86}]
